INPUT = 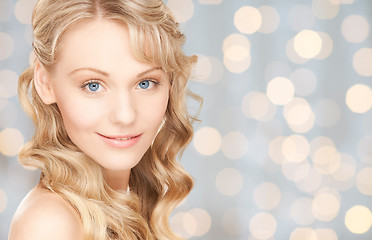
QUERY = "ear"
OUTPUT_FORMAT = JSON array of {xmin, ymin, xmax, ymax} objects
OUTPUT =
[{"xmin": 34, "ymin": 61, "xmax": 56, "ymax": 104}]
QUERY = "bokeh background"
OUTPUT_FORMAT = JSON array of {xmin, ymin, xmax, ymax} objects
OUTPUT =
[{"xmin": 1, "ymin": 0, "xmax": 372, "ymax": 239}]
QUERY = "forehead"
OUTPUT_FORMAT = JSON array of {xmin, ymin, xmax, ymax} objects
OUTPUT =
[{"xmin": 55, "ymin": 19, "xmax": 156, "ymax": 74}]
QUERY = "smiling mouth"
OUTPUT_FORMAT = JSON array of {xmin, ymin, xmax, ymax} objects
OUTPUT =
[
  {"xmin": 96, "ymin": 133, "xmax": 142, "ymax": 148},
  {"xmin": 97, "ymin": 133, "xmax": 140, "ymax": 140}
]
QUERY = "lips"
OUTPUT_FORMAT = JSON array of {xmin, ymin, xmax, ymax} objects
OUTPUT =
[{"xmin": 96, "ymin": 132, "xmax": 142, "ymax": 148}]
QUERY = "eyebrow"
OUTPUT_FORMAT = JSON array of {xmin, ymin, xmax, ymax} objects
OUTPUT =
[{"xmin": 68, "ymin": 67, "xmax": 163, "ymax": 78}]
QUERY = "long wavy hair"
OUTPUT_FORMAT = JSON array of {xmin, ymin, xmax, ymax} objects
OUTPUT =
[{"xmin": 17, "ymin": 0, "xmax": 199, "ymax": 239}]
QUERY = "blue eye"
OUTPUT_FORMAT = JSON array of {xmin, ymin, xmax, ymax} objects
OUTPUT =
[
  {"xmin": 87, "ymin": 82, "xmax": 100, "ymax": 91},
  {"xmin": 138, "ymin": 80, "xmax": 150, "ymax": 89}
]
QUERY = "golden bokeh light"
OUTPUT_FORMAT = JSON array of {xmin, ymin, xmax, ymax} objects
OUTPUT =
[
  {"xmin": 249, "ymin": 212, "xmax": 277, "ymax": 239},
  {"xmin": 0, "ymin": 128, "xmax": 24, "ymax": 156},
  {"xmin": 253, "ymin": 182, "xmax": 281, "ymax": 210},
  {"xmin": 234, "ymin": 6, "xmax": 262, "ymax": 34},
  {"xmin": 294, "ymin": 30, "xmax": 322, "ymax": 59},
  {"xmin": 315, "ymin": 228, "xmax": 338, "ymax": 240},
  {"xmin": 216, "ymin": 168, "xmax": 244, "ymax": 196},
  {"xmin": 345, "ymin": 205, "xmax": 372, "ymax": 234},
  {"xmin": 345, "ymin": 84, "xmax": 372, "ymax": 113},
  {"xmin": 283, "ymin": 98, "xmax": 315, "ymax": 133},
  {"xmin": 269, "ymin": 136, "xmax": 287, "ymax": 164},
  {"xmin": 331, "ymin": 153, "xmax": 356, "ymax": 182},
  {"xmin": 286, "ymin": 38, "xmax": 309, "ymax": 64},
  {"xmin": 266, "ymin": 77, "xmax": 295, "ymax": 105},
  {"xmin": 312, "ymin": 145, "xmax": 341, "ymax": 174},
  {"xmin": 312, "ymin": 192, "xmax": 340, "ymax": 221},
  {"xmin": 353, "ymin": 48, "xmax": 372, "ymax": 76},
  {"xmin": 241, "ymin": 91, "xmax": 277, "ymax": 121},
  {"xmin": 193, "ymin": 127, "xmax": 222, "ymax": 156},
  {"xmin": 188, "ymin": 208, "xmax": 212, "ymax": 236},
  {"xmin": 290, "ymin": 228, "xmax": 317, "ymax": 240},
  {"xmin": 314, "ymin": 32, "xmax": 333, "ymax": 60}
]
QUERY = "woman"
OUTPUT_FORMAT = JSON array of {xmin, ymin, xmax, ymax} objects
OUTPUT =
[{"xmin": 8, "ymin": 0, "xmax": 199, "ymax": 239}]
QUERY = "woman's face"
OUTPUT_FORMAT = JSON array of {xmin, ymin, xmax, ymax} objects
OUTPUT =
[{"xmin": 45, "ymin": 20, "xmax": 169, "ymax": 173}]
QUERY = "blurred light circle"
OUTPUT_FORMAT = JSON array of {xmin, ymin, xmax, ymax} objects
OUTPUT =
[
  {"xmin": 291, "ymin": 197, "xmax": 316, "ymax": 225},
  {"xmin": 192, "ymin": 55, "xmax": 212, "ymax": 83},
  {"xmin": 225, "ymin": 45, "xmax": 250, "ymax": 62},
  {"xmin": 353, "ymin": 48, "xmax": 372, "ymax": 76},
  {"xmin": 0, "ymin": 70, "xmax": 19, "ymax": 99},
  {"xmin": 170, "ymin": 212, "xmax": 192, "ymax": 238},
  {"xmin": 166, "ymin": 0, "xmax": 194, "ymax": 23},
  {"xmin": 223, "ymin": 54, "xmax": 251, "ymax": 73},
  {"xmin": 288, "ymin": 5, "xmax": 315, "ymax": 31},
  {"xmin": 282, "ymin": 160, "xmax": 310, "ymax": 182},
  {"xmin": 342, "ymin": 15, "xmax": 369, "ymax": 43},
  {"xmin": 223, "ymin": 34, "xmax": 251, "ymax": 53},
  {"xmin": 258, "ymin": 6, "xmax": 280, "ymax": 34},
  {"xmin": 316, "ymin": 228, "xmax": 338, "ymax": 240},
  {"xmin": 242, "ymin": 91, "xmax": 276, "ymax": 121},
  {"xmin": 283, "ymin": 98, "xmax": 315, "ymax": 133},
  {"xmin": 290, "ymin": 228, "xmax": 317, "ymax": 240},
  {"xmin": 14, "ymin": 0, "xmax": 38, "ymax": 24},
  {"xmin": 294, "ymin": 30, "xmax": 322, "ymax": 59},
  {"xmin": 312, "ymin": 192, "xmax": 340, "ymax": 221},
  {"xmin": 290, "ymin": 68, "xmax": 317, "ymax": 97},
  {"xmin": 314, "ymin": 99, "xmax": 341, "ymax": 127},
  {"xmin": 312, "ymin": 145, "xmax": 341, "ymax": 174},
  {"xmin": 267, "ymin": 77, "xmax": 295, "ymax": 105},
  {"xmin": 345, "ymin": 205, "xmax": 372, "ymax": 234},
  {"xmin": 296, "ymin": 166, "xmax": 323, "ymax": 193},
  {"xmin": 188, "ymin": 208, "xmax": 212, "ymax": 236},
  {"xmin": 310, "ymin": 136, "xmax": 336, "ymax": 159},
  {"xmin": 222, "ymin": 208, "xmax": 249, "ymax": 235},
  {"xmin": 330, "ymin": 0, "xmax": 354, "ymax": 3},
  {"xmin": 315, "ymin": 32, "xmax": 333, "ymax": 59},
  {"xmin": 216, "ymin": 168, "xmax": 243, "ymax": 196},
  {"xmin": 234, "ymin": 6, "xmax": 262, "ymax": 34},
  {"xmin": 198, "ymin": 0, "xmax": 223, "ymax": 4},
  {"xmin": 269, "ymin": 136, "xmax": 287, "ymax": 164},
  {"xmin": 356, "ymin": 167, "xmax": 372, "ymax": 195},
  {"xmin": 264, "ymin": 61, "xmax": 292, "ymax": 82},
  {"xmin": 345, "ymin": 84, "xmax": 372, "ymax": 113},
  {"xmin": 357, "ymin": 135, "xmax": 372, "ymax": 163},
  {"xmin": 0, "ymin": 32, "xmax": 14, "ymax": 60},
  {"xmin": 0, "ymin": 0, "xmax": 13, "ymax": 22},
  {"xmin": 0, "ymin": 128, "xmax": 24, "ymax": 156},
  {"xmin": 331, "ymin": 153, "xmax": 356, "ymax": 182},
  {"xmin": 193, "ymin": 127, "xmax": 222, "ymax": 156},
  {"xmin": 286, "ymin": 38, "xmax": 309, "ymax": 64},
  {"xmin": 312, "ymin": 0, "xmax": 339, "ymax": 19},
  {"xmin": 183, "ymin": 212, "xmax": 198, "ymax": 236},
  {"xmin": 282, "ymin": 134, "xmax": 310, "ymax": 163},
  {"xmin": 253, "ymin": 182, "xmax": 281, "ymax": 210},
  {"xmin": 221, "ymin": 131, "xmax": 249, "ymax": 159},
  {"xmin": 0, "ymin": 188, "xmax": 7, "ymax": 213},
  {"xmin": 249, "ymin": 212, "xmax": 277, "ymax": 239}
]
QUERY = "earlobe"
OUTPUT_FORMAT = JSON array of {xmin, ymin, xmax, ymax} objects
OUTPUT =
[{"xmin": 34, "ymin": 61, "xmax": 56, "ymax": 105}]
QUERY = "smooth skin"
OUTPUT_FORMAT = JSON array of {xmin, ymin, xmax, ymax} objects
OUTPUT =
[{"xmin": 9, "ymin": 19, "xmax": 170, "ymax": 239}]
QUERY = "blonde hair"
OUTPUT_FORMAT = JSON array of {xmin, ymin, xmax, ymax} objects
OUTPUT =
[{"xmin": 18, "ymin": 0, "xmax": 200, "ymax": 239}]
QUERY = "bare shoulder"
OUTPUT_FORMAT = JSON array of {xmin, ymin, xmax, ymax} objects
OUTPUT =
[{"xmin": 8, "ymin": 186, "xmax": 83, "ymax": 240}]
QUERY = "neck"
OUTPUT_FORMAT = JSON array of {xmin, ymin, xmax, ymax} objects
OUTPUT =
[{"xmin": 105, "ymin": 169, "xmax": 131, "ymax": 192}]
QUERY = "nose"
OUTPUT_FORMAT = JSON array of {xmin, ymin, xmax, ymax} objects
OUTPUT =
[{"xmin": 109, "ymin": 91, "xmax": 136, "ymax": 126}]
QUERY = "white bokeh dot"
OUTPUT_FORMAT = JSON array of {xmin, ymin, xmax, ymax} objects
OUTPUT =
[
  {"xmin": 267, "ymin": 77, "xmax": 295, "ymax": 105},
  {"xmin": 353, "ymin": 48, "xmax": 372, "ymax": 76},
  {"xmin": 312, "ymin": 0, "xmax": 339, "ymax": 19},
  {"xmin": 234, "ymin": 6, "xmax": 262, "ymax": 34},
  {"xmin": 0, "ymin": 33, "xmax": 14, "ymax": 60},
  {"xmin": 312, "ymin": 192, "xmax": 340, "ymax": 222},
  {"xmin": 14, "ymin": 0, "xmax": 38, "ymax": 24},
  {"xmin": 193, "ymin": 127, "xmax": 222, "ymax": 156},
  {"xmin": 216, "ymin": 168, "xmax": 244, "ymax": 196},
  {"xmin": 357, "ymin": 135, "xmax": 372, "ymax": 163},
  {"xmin": 342, "ymin": 15, "xmax": 370, "ymax": 43},
  {"xmin": 253, "ymin": 182, "xmax": 281, "ymax": 210},
  {"xmin": 283, "ymin": 98, "xmax": 315, "ymax": 133},
  {"xmin": 258, "ymin": 6, "xmax": 280, "ymax": 34},
  {"xmin": 249, "ymin": 212, "xmax": 277, "ymax": 239},
  {"xmin": 356, "ymin": 167, "xmax": 372, "ymax": 195},
  {"xmin": 0, "ymin": 128, "xmax": 24, "ymax": 156},
  {"xmin": 290, "ymin": 228, "xmax": 317, "ymax": 240},
  {"xmin": 315, "ymin": 228, "xmax": 338, "ymax": 240},
  {"xmin": 188, "ymin": 208, "xmax": 212, "ymax": 237},
  {"xmin": 294, "ymin": 30, "xmax": 322, "ymax": 59},
  {"xmin": 166, "ymin": 0, "xmax": 194, "ymax": 23},
  {"xmin": 221, "ymin": 131, "xmax": 249, "ymax": 160},
  {"xmin": 346, "ymin": 84, "xmax": 372, "ymax": 113},
  {"xmin": 345, "ymin": 205, "xmax": 372, "ymax": 234}
]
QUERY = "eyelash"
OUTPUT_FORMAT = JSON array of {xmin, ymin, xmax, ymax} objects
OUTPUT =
[
  {"xmin": 79, "ymin": 79, "xmax": 160, "ymax": 93},
  {"xmin": 137, "ymin": 79, "xmax": 160, "ymax": 89}
]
